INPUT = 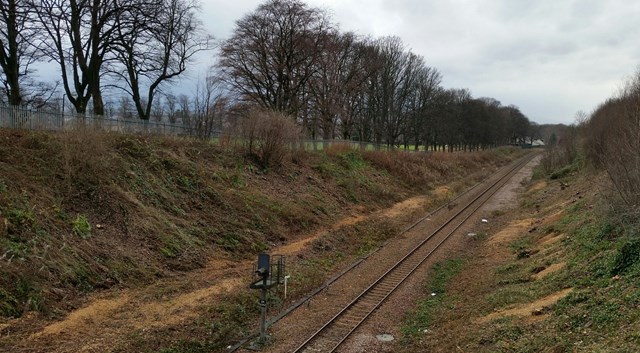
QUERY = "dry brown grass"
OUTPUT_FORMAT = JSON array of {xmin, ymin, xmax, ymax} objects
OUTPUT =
[
  {"xmin": 3, "ymin": 127, "xmax": 463, "ymax": 319},
  {"xmin": 362, "ymin": 148, "xmax": 517, "ymax": 189},
  {"xmin": 224, "ymin": 109, "xmax": 303, "ymax": 168},
  {"xmin": 324, "ymin": 142, "xmax": 356, "ymax": 157},
  {"xmin": 0, "ymin": 127, "xmax": 528, "ymax": 352},
  {"xmin": 58, "ymin": 125, "xmax": 120, "ymax": 191}
]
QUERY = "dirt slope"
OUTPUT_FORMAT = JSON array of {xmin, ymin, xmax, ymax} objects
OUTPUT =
[
  {"xmin": 397, "ymin": 160, "xmax": 640, "ymax": 352},
  {"xmin": 0, "ymin": 129, "xmax": 522, "ymax": 352}
]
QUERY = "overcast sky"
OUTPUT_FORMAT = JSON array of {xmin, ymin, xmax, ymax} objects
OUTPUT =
[{"xmin": 193, "ymin": 0, "xmax": 640, "ymax": 125}]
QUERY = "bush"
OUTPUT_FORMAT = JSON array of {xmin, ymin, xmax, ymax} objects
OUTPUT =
[
  {"xmin": 0, "ymin": 288, "xmax": 20, "ymax": 317},
  {"xmin": 611, "ymin": 237, "xmax": 640, "ymax": 275},
  {"xmin": 227, "ymin": 109, "xmax": 302, "ymax": 168},
  {"xmin": 584, "ymin": 70, "xmax": 640, "ymax": 208},
  {"xmin": 539, "ymin": 124, "xmax": 582, "ymax": 176}
]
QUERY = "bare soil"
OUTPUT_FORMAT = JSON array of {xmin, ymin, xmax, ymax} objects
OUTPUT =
[
  {"xmin": 246, "ymin": 155, "xmax": 543, "ymax": 353},
  {"xmin": 532, "ymin": 262, "xmax": 566, "ymax": 280},
  {"xmin": 389, "ymin": 155, "xmax": 610, "ymax": 353},
  {"xmin": 477, "ymin": 288, "xmax": 573, "ymax": 324},
  {"xmin": 0, "ymin": 130, "xmax": 525, "ymax": 352},
  {"xmin": 0, "ymin": 192, "xmax": 438, "ymax": 353},
  {"xmin": 482, "ymin": 154, "xmax": 542, "ymax": 212}
]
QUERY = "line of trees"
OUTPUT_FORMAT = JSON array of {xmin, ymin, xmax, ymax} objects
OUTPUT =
[
  {"xmin": 217, "ymin": 0, "xmax": 537, "ymax": 150},
  {"xmin": 1, "ymin": 0, "xmax": 539, "ymax": 149},
  {"xmin": 0, "ymin": 0, "xmax": 211, "ymax": 116},
  {"xmin": 584, "ymin": 70, "xmax": 640, "ymax": 207}
]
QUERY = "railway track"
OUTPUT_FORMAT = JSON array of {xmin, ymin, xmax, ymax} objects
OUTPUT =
[{"xmin": 291, "ymin": 153, "xmax": 538, "ymax": 353}]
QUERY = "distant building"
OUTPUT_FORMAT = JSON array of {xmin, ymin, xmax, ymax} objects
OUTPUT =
[{"xmin": 532, "ymin": 139, "xmax": 545, "ymax": 147}]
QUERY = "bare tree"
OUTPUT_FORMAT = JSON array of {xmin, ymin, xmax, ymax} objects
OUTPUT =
[
  {"xmin": 189, "ymin": 75, "xmax": 228, "ymax": 138},
  {"xmin": 308, "ymin": 32, "xmax": 373, "ymax": 141},
  {"xmin": 31, "ymin": 0, "xmax": 124, "ymax": 115},
  {"xmin": 151, "ymin": 95, "xmax": 164, "ymax": 122},
  {"xmin": 405, "ymin": 65, "xmax": 442, "ymax": 150},
  {"xmin": 177, "ymin": 93, "xmax": 190, "ymax": 125},
  {"xmin": 103, "ymin": 98, "xmax": 115, "ymax": 118},
  {"xmin": 586, "ymin": 72, "xmax": 640, "ymax": 207},
  {"xmin": 0, "ymin": 0, "xmax": 31, "ymax": 106},
  {"xmin": 0, "ymin": 0, "xmax": 58, "ymax": 107},
  {"xmin": 218, "ymin": 0, "xmax": 332, "ymax": 117},
  {"xmin": 505, "ymin": 105, "xmax": 531, "ymax": 145},
  {"xmin": 111, "ymin": 0, "xmax": 211, "ymax": 120},
  {"xmin": 118, "ymin": 94, "xmax": 133, "ymax": 120},
  {"xmin": 165, "ymin": 93, "xmax": 178, "ymax": 123},
  {"xmin": 365, "ymin": 36, "xmax": 422, "ymax": 147}
]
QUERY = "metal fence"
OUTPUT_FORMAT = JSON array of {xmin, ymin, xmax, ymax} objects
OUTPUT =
[
  {"xmin": 0, "ymin": 105, "xmax": 195, "ymax": 136},
  {"xmin": 302, "ymin": 139, "xmax": 414, "ymax": 152},
  {"xmin": 0, "ymin": 105, "xmax": 426, "ymax": 152}
]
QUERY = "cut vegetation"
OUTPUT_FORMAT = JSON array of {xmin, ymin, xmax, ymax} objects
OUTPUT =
[
  {"xmin": 0, "ymin": 128, "xmax": 522, "ymax": 352},
  {"xmin": 398, "ymin": 150, "xmax": 640, "ymax": 353}
]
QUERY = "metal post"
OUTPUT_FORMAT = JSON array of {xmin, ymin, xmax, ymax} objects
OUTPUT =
[
  {"xmin": 284, "ymin": 275, "xmax": 291, "ymax": 300},
  {"xmin": 259, "ymin": 279, "xmax": 268, "ymax": 342}
]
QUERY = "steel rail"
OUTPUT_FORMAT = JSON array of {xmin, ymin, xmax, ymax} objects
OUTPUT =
[
  {"xmin": 228, "ymin": 153, "xmax": 535, "ymax": 352},
  {"xmin": 228, "ymin": 159, "xmax": 498, "ymax": 352},
  {"xmin": 292, "ymin": 153, "xmax": 538, "ymax": 353}
]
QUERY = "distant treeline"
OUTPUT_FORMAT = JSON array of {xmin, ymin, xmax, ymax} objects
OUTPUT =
[
  {"xmin": 217, "ymin": 0, "xmax": 542, "ymax": 150},
  {"xmin": 1, "ymin": 0, "xmax": 546, "ymax": 149}
]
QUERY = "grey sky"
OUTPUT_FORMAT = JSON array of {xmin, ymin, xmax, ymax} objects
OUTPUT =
[{"xmin": 195, "ymin": 0, "xmax": 640, "ymax": 125}]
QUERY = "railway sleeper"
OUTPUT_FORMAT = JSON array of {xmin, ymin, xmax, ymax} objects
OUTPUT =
[
  {"xmin": 358, "ymin": 296, "xmax": 384, "ymax": 306},
  {"xmin": 289, "ymin": 156, "xmax": 539, "ymax": 353},
  {"xmin": 376, "ymin": 282, "xmax": 398, "ymax": 290},
  {"xmin": 372, "ymin": 288, "xmax": 394, "ymax": 296},
  {"xmin": 333, "ymin": 320, "xmax": 357, "ymax": 329},
  {"xmin": 347, "ymin": 309, "xmax": 371, "ymax": 318},
  {"xmin": 340, "ymin": 315, "xmax": 364, "ymax": 323},
  {"xmin": 384, "ymin": 275, "xmax": 407, "ymax": 283}
]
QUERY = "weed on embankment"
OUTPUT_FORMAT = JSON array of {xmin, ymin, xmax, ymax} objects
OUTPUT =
[
  {"xmin": 0, "ymin": 128, "xmax": 521, "ymax": 351},
  {"xmin": 398, "ymin": 156, "xmax": 640, "ymax": 353}
]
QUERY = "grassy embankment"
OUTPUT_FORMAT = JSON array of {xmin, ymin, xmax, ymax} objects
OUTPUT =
[
  {"xmin": 400, "ymin": 154, "xmax": 640, "ymax": 352},
  {"xmin": 0, "ymin": 128, "xmax": 522, "ymax": 351}
]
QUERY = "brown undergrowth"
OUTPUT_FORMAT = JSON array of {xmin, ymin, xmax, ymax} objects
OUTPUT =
[{"xmin": 0, "ymin": 128, "xmax": 520, "ymax": 352}]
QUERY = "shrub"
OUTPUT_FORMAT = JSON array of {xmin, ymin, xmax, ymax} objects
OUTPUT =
[
  {"xmin": 227, "ymin": 109, "xmax": 303, "ymax": 168},
  {"xmin": 539, "ymin": 123, "xmax": 582, "ymax": 176},
  {"xmin": 0, "ymin": 288, "xmax": 20, "ymax": 317},
  {"xmin": 584, "ymin": 70, "xmax": 640, "ymax": 208},
  {"xmin": 611, "ymin": 237, "xmax": 640, "ymax": 275}
]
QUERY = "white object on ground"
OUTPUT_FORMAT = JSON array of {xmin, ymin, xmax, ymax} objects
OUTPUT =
[{"xmin": 376, "ymin": 334, "xmax": 395, "ymax": 342}]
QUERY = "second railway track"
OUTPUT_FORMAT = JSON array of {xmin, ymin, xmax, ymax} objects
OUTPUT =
[{"xmin": 292, "ymin": 152, "xmax": 539, "ymax": 353}]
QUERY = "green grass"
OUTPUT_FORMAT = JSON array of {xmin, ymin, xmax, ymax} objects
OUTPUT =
[
  {"xmin": 397, "ymin": 151, "xmax": 640, "ymax": 352},
  {"xmin": 501, "ymin": 175, "xmax": 640, "ymax": 351},
  {"xmin": 0, "ymin": 129, "xmax": 524, "ymax": 353},
  {"xmin": 401, "ymin": 258, "xmax": 465, "ymax": 339},
  {"xmin": 539, "ymin": 201, "xmax": 640, "ymax": 350},
  {"xmin": 312, "ymin": 152, "xmax": 376, "ymax": 204},
  {"xmin": 71, "ymin": 214, "xmax": 92, "ymax": 239},
  {"xmin": 303, "ymin": 141, "xmax": 398, "ymax": 152}
]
